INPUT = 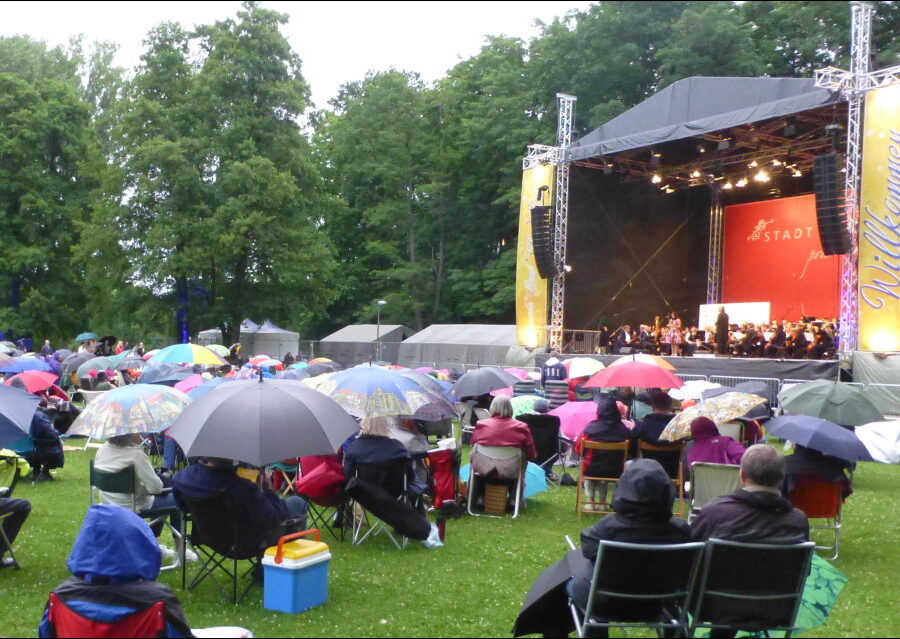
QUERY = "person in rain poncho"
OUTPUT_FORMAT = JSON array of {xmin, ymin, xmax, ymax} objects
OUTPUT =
[{"xmin": 38, "ymin": 504, "xmax": 194, "ymax": 638}]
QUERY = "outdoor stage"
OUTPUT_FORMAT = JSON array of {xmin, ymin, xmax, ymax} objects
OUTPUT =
[{"xmin": 535, "ymin": 352, "xmax": 840, "ymax": 383}]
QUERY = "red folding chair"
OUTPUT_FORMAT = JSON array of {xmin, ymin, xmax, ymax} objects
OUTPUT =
[
  {"xmin": 46, "ymin": 593, "xmax": 165, "ymax": 638},
  {"xmin": 788, "ymin": 478, "xmax": 843, "ymax": 559},
  {"xmin": 294, "ymin": 455, "xmax": 347, "ymax": 541}
]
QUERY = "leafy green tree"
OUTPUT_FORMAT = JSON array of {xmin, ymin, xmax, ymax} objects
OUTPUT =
[{"xmin": 656, "ymin": 2, "xmax": 765, "ymax": 87}]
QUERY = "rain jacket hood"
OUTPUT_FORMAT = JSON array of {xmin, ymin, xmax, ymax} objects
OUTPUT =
[
  {"xmin": 67, "ymin": 505, "xmax": 161, "ymax": 584},
  {"xmin": 611, "ymin": 458, "xmax": 675, "ymax": 522}
]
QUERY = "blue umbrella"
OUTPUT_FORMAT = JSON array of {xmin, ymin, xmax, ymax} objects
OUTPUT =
[
  {"xmin": 459, "ymin": 461, "xmax": 548, "ymax": 498},
  {"xmin": 278, "ymin": 369, "xmax": 310, "ymax": 382},
  {"xmin": 0, "ymin": 385, "xmax": 41, "ymax": 448},
  {"xmin": 766, "ymin": 415, "xmax": 872, "ymax": 462},
  {"xmin": 290, "ymin": 362, "xmax": 309, "ymax": 370},
  {"xmin": 0, "ymin": 357, "xmax": 53, "ymax": 374},
  {"xmin": 137, "ymin": 363, "xmax": 186, "ymax": 385},
  {"xmin": 75, "ymin": 332, "xmax": 99, "ymax": 342}
]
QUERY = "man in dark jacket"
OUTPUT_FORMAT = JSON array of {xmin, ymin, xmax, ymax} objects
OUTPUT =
[
  {"xmin": 540, "ymin": 352, "xmax": 567, "ymax": 389},
  {"xmin": 39, "ymin": 505, "xmax": 193, "ymax": 638},
  {"xmin": 173, "ymin": 457, "xmax": 307, "ymax": 552},
  {"xmin": 632, "ymin": 390, "xmax": 681, "ymax": 478},
  {"xmin": 715, "ymin": 306, "xmax": 729, "ymax": 355},
  {"xmin": 691, "ymin": 444, "xmax": 808, "ymax": 543}
]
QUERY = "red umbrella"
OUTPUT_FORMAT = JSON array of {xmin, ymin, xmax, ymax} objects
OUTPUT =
[
  {"xmin": 582, "ymin": 360, "xmax": 684, "ymax": 389},
  {"xmin": 3, "ymin": 370, "xmax": 59, "ymax": 394}
]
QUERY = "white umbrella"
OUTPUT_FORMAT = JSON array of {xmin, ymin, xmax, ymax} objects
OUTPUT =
[{"xmin": 855, "ymin": 420, "xmax": 900, "ymax": 464}]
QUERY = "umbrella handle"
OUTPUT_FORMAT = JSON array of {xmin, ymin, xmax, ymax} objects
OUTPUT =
[{"xmin": 273, "ymin": 529, "xmax": 320, "ymax": 564}]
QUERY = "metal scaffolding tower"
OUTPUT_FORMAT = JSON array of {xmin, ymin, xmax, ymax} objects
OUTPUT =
[
  {"xmin": 549, "ymin": 94, "xmax": 577, "ymax": 351},
  {"xmin": 706, "ymin": 189, "xmax": 724, "ymax": 304},
  {"xmin": 815, "ymin": 1, "xmax": 900, "ymax": 354}
]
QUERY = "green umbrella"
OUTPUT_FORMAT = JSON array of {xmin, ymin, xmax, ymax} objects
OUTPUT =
[
  {"xmin": 778, "ymin": 379, "xmax": 882, "ymax": 426},
  {"xmin": 206, "ymin": 344, "xmax": 230, "ymax": 357},
  {"xmin": 75, "ymin": 332, "xmax": 99, "ymax": 342},
  {"xmin": 76, "ymin": 356, "xmax": 114, "ymax": 379},
  {"xmin": 692, "ymin": 553, "xmax": 847, "ymax": 637},
  {"xmin": 108, "ymin": 350, "xmax": 131, "ymax": 366},
  {"xmin": 511, "ymin": 394, "xmax": 543, "ymax": 416}
]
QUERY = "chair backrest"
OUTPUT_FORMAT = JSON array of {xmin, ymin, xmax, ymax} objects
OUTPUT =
[
  {"xmin": 691, "ymin": 539, "xmax": 815, "ymax": 632},
  {"xmin": 47, "ymin": 592, "xmax": 165, "ymax": 638},
  {"xmin": 473, "ymin": 408, "xmax": 491, "ymax": 421},
  {"xmin": 355, "ymin": 459, "xmax": 408, "ymax": 498},
  {"xmin": 520, "ymin": 415, "xmax": 561, "ymax": 465},
  {"xmin": 89, "ymin": 460, "xmax": 136, "ymax": 509},
  {"xmin": 180, "ymin": 490, "xmax": 261, "ymax": 559},
  {"xmin": 717, "ymin": 422, "xmax": 743, "ymax": 441},
  {"xmin": 638, "ymin": 441, "xmax": 684, "ymax": 481},
  {"xmin": 0, "ymin": 454, "xmax": 19, "ymax": 497},
  {"xmin": 585, "ymin": 540, "xmax": 705, "ymax": 624},
  {"xmin": 788, "ymin": 480, "xmax": 842, "ymax": 519},
  {"xmin": 471, "ymin": 444, "xmax": 524, "ymax": 461},
  {"xmin": 690, "ymin": 463, "xmax": 741, "ymax": 510}
]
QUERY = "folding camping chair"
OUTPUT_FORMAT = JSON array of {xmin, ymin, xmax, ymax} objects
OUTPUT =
[
  {"xmin": 179, "ymin": 491, "xmax": 264, "ymax": 604},
  {"xmin": 575, "ymin": 441, "xmax": 629, "ymax": 517},
  {"xmin": 267, "ymin": 459, "xmax": 299, "ymax": 497},
  {"xmin": 519, "ymin": 413, "xmax": 562, "ymax": 479},
  {"xmin": 43, "ymin": 593, "xmax": 166, "ymax": 638},
  {"xmin": 788, "ymin": 477, "xmax": 843, "ymax": 560},
  {"xmin": 88, "ymin": 460, "xmax": 182, "ymax": 572},
  {"xmin": 688, "ymin": 539, "xmax": 815, "ymax": 638},
  {"xmin": 638, "ymin": 441, "xmax": 685, "ymax": 504},
  {"xmin": 569, "ymin": 540, "xmax": 705, "ymax": 638},
  {"xmin": 466, "ymin": 444, "xmax": 525, "ymax": 518},
  {"xmin": 294, "ymin": 456, "xmax": 347, "ymax": 542},
  {"xmin": 347, "ymin": 460, "xmax": 424, "ymax": 549},
  {"xmin": 688, "ymin": 462, "xmax": 742, "ymax": 522}
]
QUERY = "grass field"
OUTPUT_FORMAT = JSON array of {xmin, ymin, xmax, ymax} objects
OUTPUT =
[{"xmin": 3, "ymin": 448, "xmax": 899, "ymax": 638}]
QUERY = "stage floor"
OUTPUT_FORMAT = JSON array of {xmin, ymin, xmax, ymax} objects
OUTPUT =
[{"xmin": 536, "ymin": 353, "xmax": 840, "ymax": 382}]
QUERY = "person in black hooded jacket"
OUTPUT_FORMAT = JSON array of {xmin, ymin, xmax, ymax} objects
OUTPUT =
[
  {"xmin": 576, "ymin": 396, "xmax": 635, "ymax": 507},
  {"xmin": 691, "ymin": 444, "xmax": 808, "ymax": 544},
  {"xmin": 570, "ymin": 458, "xmax": 691, "ymax": 615}
]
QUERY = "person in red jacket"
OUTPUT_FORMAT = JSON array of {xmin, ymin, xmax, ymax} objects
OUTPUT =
[{"xmin": 470, "ymin": 395, "xmax": 537, "ymax": 480}]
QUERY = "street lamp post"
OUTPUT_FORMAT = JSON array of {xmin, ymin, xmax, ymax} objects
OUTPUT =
[{"xmin": 375, "ymin": 300, "xmax": 387, "ymax": 362}]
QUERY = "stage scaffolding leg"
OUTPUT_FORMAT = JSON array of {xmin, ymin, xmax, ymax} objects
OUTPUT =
[
  {"xmin": 549, "ymin": 94, "xmax": 577, "ymax": 352},
  {"xmin": 706, "ymin": 189, "xmax": 724, "ymax": 305}
]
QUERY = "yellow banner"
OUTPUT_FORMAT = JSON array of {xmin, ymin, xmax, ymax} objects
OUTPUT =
[
  {"xmin": 515, "ymin": 165, "xmax": 554, "ymax": 347},
  {"xmin": 858, "ymin": 83, "xmax": 900, "ymax": 351}
]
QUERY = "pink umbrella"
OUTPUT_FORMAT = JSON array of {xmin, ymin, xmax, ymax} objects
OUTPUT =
[
  {"xmin": 490, "ymin": 386, "xmax": 514, "ymax": 397},
  {"xmin": 503, "ymin": 367, "xmax": 529, "ymax": 380},
  {"xmin": 550, "ymin": 401, "xmax": 600, "ymax": 439},
  {"xmin": 583, "ymin": 361, "xmax": 684, "ymax": 389},
  {"xmin": 174, "ymin": 374, "xmax": 204, "ymax": 394},
  {"xmin": 415, "ymin": 366, "xmax": 433, "ymax": 374}
]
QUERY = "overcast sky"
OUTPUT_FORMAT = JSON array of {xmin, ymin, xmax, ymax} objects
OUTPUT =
[{"xmin": 3, "ymin": 1, "xmax": 593, "ymax": 108}]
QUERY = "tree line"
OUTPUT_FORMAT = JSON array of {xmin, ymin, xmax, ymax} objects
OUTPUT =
[{"xmin": 1, "ymin": 1, "xmax": 897, "ymax": 346}]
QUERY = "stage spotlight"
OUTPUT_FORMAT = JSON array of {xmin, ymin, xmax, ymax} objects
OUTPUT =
[
  {"xmin": 652, "ymin": 173, "xmax": 662, "ymax": 184},
  {"xmin": 772, "ymin": 159, "xmax": 782, "ymax": 167},
  {"xmin": 650, "ymin": 148, "xmax": 661, "ymax": 165},
  {"xmin": 736, "ymin": 178, "xmax": 748, "ymax": 187},
  {"xmin": 563, "ymin": 264, "xmax": 573, "ymax": 273},
  {"xmin": 753, "ymin": 169, "xmax": 770, "ymax": 183},
  {"xmin": 697, "ymin": 144, "xmax": 706, "ymax": 154},
  {"xmin": 793, "ymin": 169, "xmax": 802, "ymax": 177},
  {"xmin": 748, "ymin": 160, "xmax": 758, "ymax": 168},
  {"xmin": 690, "ymin": 169, "xmax": 701, "ymax": 178},
  {"xmin": 723, "ymin": 181, "xmax": 734, "ymax": 190},
  {"xmin": 603, "ymin": 164, "xmax": 614, "ymax": 176}
]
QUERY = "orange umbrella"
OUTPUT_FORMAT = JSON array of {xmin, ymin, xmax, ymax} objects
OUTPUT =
[{"xmin": 607, "ymin": 353, "xmax": 676, "ymax": 371}]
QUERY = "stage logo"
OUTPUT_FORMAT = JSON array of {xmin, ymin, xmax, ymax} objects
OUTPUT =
[
  {"xmin": 858, "ymin": 83, "xmax": 900, "ymax": 352},
  {"xmin": 516, "ymin": 165, "xmax": 554, "ymax": 347},
  {"xmin": 722, "ymin": 194, "xmax": 840, "ymax": 321}
]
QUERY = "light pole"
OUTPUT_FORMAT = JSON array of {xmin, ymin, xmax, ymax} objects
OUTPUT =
[{"xmin": 375, "ymin": 300, "xmax": 387, "ymax": 362}]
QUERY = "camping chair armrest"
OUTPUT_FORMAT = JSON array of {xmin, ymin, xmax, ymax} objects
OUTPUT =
[{"xmin": 0, "ymin": 487, "xmax": 8, "ymax": 497}]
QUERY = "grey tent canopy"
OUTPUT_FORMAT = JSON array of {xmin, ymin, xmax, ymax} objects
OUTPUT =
[{"xmin": 568, "ymin": 77, "xmax": 841, "ymax": 161}]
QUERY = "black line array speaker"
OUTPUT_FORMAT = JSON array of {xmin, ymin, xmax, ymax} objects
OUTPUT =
[
  {"xmin": 531, "ymin": 205, "xmax": 555, "ymax": 279},
  {"xmin": 813, "ymin": 152, "xmax": 851, "ymax": 256}
]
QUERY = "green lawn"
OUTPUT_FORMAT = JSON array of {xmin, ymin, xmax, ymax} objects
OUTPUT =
[{"xmin": 3, "ymin": 448, "xmax": 899, "ymax": 638}]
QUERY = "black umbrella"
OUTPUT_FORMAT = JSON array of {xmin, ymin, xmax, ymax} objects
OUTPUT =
[
  {"xmin": 512, "ymin": 548, "xmax": 586, "ymax": 637},
  {"xmin": 304, "ymin": 362, "xmax": 339, "ymax": 377},
  {"xmin": 137, "ymin": 363, "xmax": 186, "ymax": 385},
  {"xmin": 60, "ymin": 351, "xmax": 94, "ymax": 381},
  {"xmin": 766, "ymin": 415, "xmax": 873, "ymax": 462},
  {"xmin": 278, "ymin": 369, "xmax": 310, "ymax": 381},
  {"xmin": 143, "ymin": 368, "xmax": 195, "ymax": 387},
  {"xmin": 167, "ymin": 378, "xmax": 360, "ymax": 467},
  {"xmin": 0, "ymin": 385, "xmax": 41, "ymax": 448},
  {"xmin": 452, "ymin": 367, "xmax": 521, "ymax": 399},
  {"xmin": 116, "ymin": 356, "xmax": 149, "ymax": 371}
]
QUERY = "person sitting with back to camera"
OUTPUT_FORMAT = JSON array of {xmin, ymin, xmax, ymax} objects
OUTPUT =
[
  {"xmin": 576, "ymin": 395, "xmax": 635, "ymax": 510},
  {"xmin": 632, "ymin": 390, "xmax": 682, "ymax": 478},
  {"xmin": 173, "ymin": 456, "xmax": 308, "ymax": 553},
  {"xmin": 470, "ymin": 395, "xmax": 537, "ymax": 479},
  {"xmin": 684, "ymin": 416, "xmax": 745, "ymax": 475}
]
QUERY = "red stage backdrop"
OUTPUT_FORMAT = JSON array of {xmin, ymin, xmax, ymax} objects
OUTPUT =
[{"xmin": 721, "ymin": 194, "xmax": 840, "ymax": 321}]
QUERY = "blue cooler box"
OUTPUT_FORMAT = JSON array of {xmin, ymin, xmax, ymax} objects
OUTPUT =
[{"xmin": 263, "ymin": 532, "xmax": 331, "ymax": 614}]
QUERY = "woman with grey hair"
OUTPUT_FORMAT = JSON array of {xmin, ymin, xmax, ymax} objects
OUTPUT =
[{"xmin": 470, "ymin": 395, "xmax": 537, "ymax": 480}]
